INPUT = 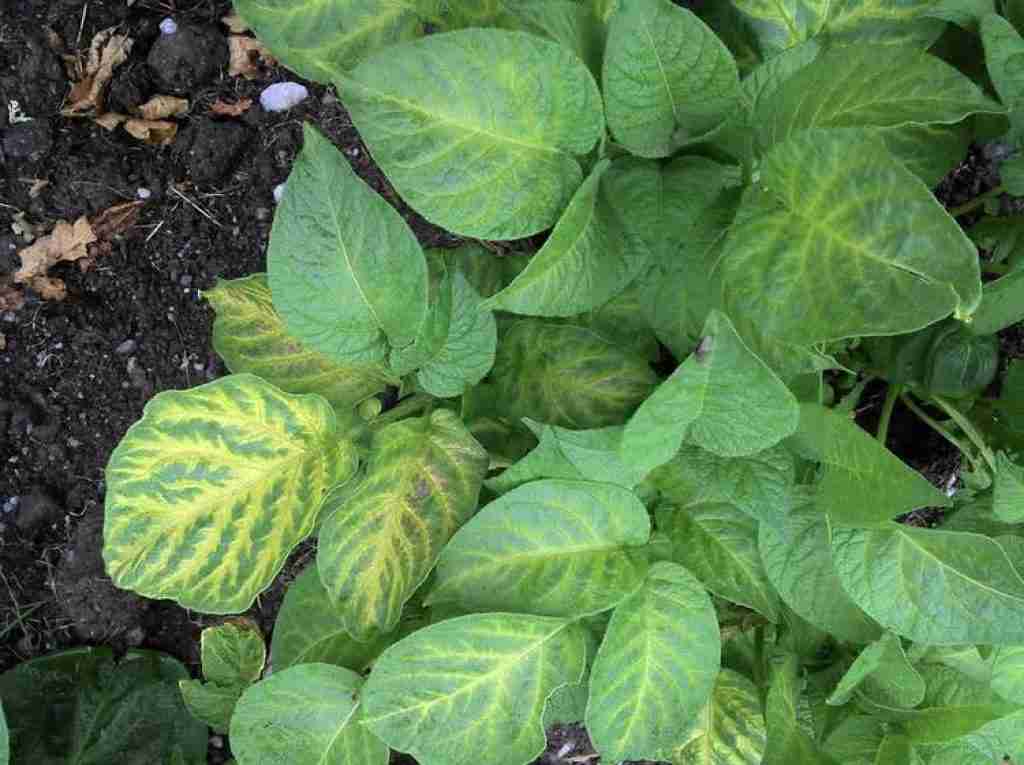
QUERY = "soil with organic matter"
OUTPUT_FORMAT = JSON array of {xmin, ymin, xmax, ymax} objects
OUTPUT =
[{"xmin": 0, "ymin": 2, "xmax": 1020, "ymax": 764}]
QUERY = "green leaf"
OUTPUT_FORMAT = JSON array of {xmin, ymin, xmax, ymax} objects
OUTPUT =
[
  {"xmin": 205, "ymin": 274, "xmax": 396, "ymax": 408},
  {"xmin": 0, "ymin": 701, "xmax": 6, "ymax": 765},
  {"xmin": 603, "ymin": 0, "xmax": 740, "ymax": 156},
  {"xmin": 995, "ymin": 452, "xmax": 1024, "ymax": 523},
  {"xmin": 491, "ymin": 319, "xmax": 659, "ymax": 429},
  {"xmin": 970, "ymin": 269, "xmax": 1024, "ymax": 335},
  {"xmin": 428, "ymin": 479, "xmax": 650, "ymax": 617},
  {"xmin": 178, "ymin": 680, "xmax": 240, "ymax": 734},
  {"xmin": 755, "ymin": 45, "xmax": 1003, "ymax": 151},
  {"xmin": 983, "ymin": 13, "xmax": 1024, "ymax": 140},
  {"xmin": 200, "ymin": 622, "xmax": 265, "ymax": 687},
  {"xmin": 881, "ymin": 121, "xmax": 973, "ymax": 188},
  {"xmin": 927, "ymin": 710, "xmax": 1024, "ymax": 764},
  {"xmin": 587, "ymin": 561, "xmax": 721, "ymax": 761},
  {"xmin": 103, "ymin": 374, "xmax": 353, "ymax": 614},
  {"xmin": 832, "ymin": 524, "xmax": 1024, "ymax": 643},
  {"xmin": 233, "ymin": 0, "xmax": 439, "ymax": 81},
  {"xmin": 827, "ymin": 633, "xmax": 925, "ymax": 708},
  {"xmin": 657, "ymin": 503, "xmax": 781, "ymax": 622},
  {"xmin": 494, "ymin": 1, "xmax": 605, "ymax": 76},
  {"xmin": 268, "ymin": 125, "xmax": 427, "ymax": 365},
  {"xmin": 482, "ymin": 158, "xmax": 652, "ymax": 317},
  {"xmin": 874, "ymin": 734, "xmax": 917, "ymax": 765},
  {"xmin": 669, "ymin": 670, "xmax": 767, "ymax": 765},
  {"xmin": 337, "ymin": 28, "xmax": 604, "ymax": 239},
  {"xmin": 720, "ymin": 129, "xmax": 983, "ymax": 345},
  {"xmin": 791, "ymin": 403, "xmax": 951, "ymax": 526},
  {"xmin": 317, "ymin": 409, "xmax": 488, "ymax": 639},
  {"xmin": 646, "ymin": 443, "xmax": 796, "ymax": 527},
  {"xmin": 362, "ymin": 613, "xmax": 588, "ymax": 765},
  {"xmin": 758, "ymin": 503, "xmax": 882, "ymax": 644},
  {"xmin": 271, "ymin": 566, "xmax": 396, "ymax": 673},
  {"xmin": 999, "ymin": 360, "xmax": 1024, "ymax": 429},
  {"xmin": 991, "ymin": 646, "xmax": 1024, "ymax": 704},
  {"xmin": 621, "ymin": 310, "xmax": 799, "ymax": 477},
  {"xmin": 763, "ymin": 653, "xmax": 838, "ymax": 765},
  {"xmin": 0, "ymin": 648, "xmax": 206, "ymax": 764},
  {"xmin": 573, "ymin": 278, "xmax": 662, "ymax": 361},
  {"xmin": 927, "ymin": 0, "xmax": 996, "ymax": 31},
  {"xmin": 231, "ymin": 664, "xmax": 387, "ymax": 764}
]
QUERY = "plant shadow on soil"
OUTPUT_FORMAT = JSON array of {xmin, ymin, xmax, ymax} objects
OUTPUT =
[{"xmin": 0, "ymin": 1, "xmax": 1021, "ymax": 763}]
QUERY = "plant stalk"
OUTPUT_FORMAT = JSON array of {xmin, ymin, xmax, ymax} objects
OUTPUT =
[
  {"xmin": 371, "ymin": 394, "xmax": 433, "ymax": 427},
  {"xmin": 930, "ymin": 395, "xmax": 999, "ymax": 476},
  {"xmin": 900, "ymin": 393, "xmax": 983, "ymax": 474},
  {"xmin": 949, "ymin": 184, "xmax": 1006, "ymax": 217},
  {"xmin": 876, "ymin": 383, "xmax": 902, "ymax": 446}
]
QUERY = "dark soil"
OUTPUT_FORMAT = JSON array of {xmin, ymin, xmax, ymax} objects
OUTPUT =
[{"xmin": 0, "ymin": 2, "xmax": 1019, "ymax": 764}]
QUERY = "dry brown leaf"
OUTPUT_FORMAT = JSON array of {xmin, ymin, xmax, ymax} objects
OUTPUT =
[
  {"xmin": 210, "ymin": 97, "xmax": 253, "ymax": 116},
  {"xmin": 0, "ymin": 282, "xmax": 26, "ymax": 312},
  {"xmin": 91, "ymin": 201, "xmax": 144, "ymax": 240},
  {"xmin": 28, "ymin": 276, "xmax": 68, "ymax": 301},
  {"xmin": 95, "ymin": 112, "xmax": 128, "ymax": 130},
  {"xmin": 43, "ymin": 26, "xmax": 64, "ymax": 53},
  {"xmin": 228, "ymin": 35, "xmax": 275, "ymax": 79},
  {"xmin": 136, "ymin": 95, "xmax": 189, "ymax": 120},
  {"xmin": 63, "ymin": 27, "xmax": 133, "ymax": 115},
  {"xmin": 221, "ymin": 12, "xmax": 250, "ymax": 33},
  {"xmin": 23, "ymin": 178, "xmax": 50, "ymax": 198},
  {"xmin": 14, "ymin": 216, "xmax": 97, "ymax": 283},
  {"xmin": 123, "ymin": 118, "xmax": 178, "ymax": 145}
]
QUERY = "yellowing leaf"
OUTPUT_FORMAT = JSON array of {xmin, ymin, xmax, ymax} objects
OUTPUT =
[
  {"xmin": 136, "ymin": 95, "xmax": 189, "ymax": 120},
  {"xmin": 123, "ymin": 118, "xmax": 178, "ymax": 145}
]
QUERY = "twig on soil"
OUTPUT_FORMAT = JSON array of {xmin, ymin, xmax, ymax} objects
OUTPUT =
[
  {"xmin": 169, "ymin": 186, "xmax": 223, "ymax": 228},
  {"xmin": 76, "ymin": 4, "xmax": 89, "ymax": 47},
  {"xmin": 144, "ymin": 220, "xmax": 165, "ymax": 243}
]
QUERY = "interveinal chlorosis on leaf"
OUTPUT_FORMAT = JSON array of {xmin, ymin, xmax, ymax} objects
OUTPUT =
[{"xmin": 82, "ymin": 2, "xmax": 1024, "ymax": 764}]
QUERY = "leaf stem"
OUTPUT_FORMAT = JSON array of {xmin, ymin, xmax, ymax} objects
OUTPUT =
[
  {"xmin": 371, "ymin": 394, "xmax": 433, "ymax": 427},
  {"xmin": 899, "ymin": 393, "xmax": 983, "ymax": 474},
  {"xmin": 949, "ymin": 184, "xmax": 1006, "ymax": 217},
  {"xmin": 929, "ymin": 395, "xmax": 999, "ymax": 476},
  {"xmin": 876, "ymin": 383, "xmax": 902, "ymax": 446}
]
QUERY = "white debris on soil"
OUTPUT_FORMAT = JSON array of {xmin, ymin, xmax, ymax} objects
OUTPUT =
[
  {"xmin": 272, "ymin": 183, "xmax": 286, "ymax": 203},
  {"xmin": 159, "ymin": 17, "xmax": 178, "ymax": 35},
  {"xmin": 136, "ymin": 187, "xmax": 151, "ymax": 200},
  {"xmin": 260, "ymin": 82, "xmax": 309, "ymax": 112}
]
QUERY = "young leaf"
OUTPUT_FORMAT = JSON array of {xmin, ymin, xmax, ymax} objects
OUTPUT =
[
  {"xmin": 200, "ymin": 622, "xmax": 265, "ymax": 687},
  {"xmin": 205, "ymin": 274, "xmax": 396, "ymax": 409},
  {"xmin": 621, "ymin": 310, "xmax": 799, "ymax": 477},
  {"xmin": 317, "ymin": 409, "xmax": 488, "ymax": 639},
  {"xmin": 233, "ymin": 0, "xmax": 439, "ymax": 81},
  {"xmin": 832, "ymin": 524, "xmax": 1024, "ymax": 644},
  {"xmin": 668, "ymin": 670, "xmax": 768, "ymax": 765},
  {"xmin": 790, "ymin": 403, "xmax": 951, "ymax": 526},
  {"xmin": 646, "ymin": 443, "xmax": 796, "ymax": 527},
  {"xmin": 362, "ymin": 613, "xmax": 588, "ymax": 765},
  {"xmin": 336, "ymin": 29, "xmax": 604, "ymax": 239},
  {"xmin": 995, "ymin": 452, "xmax": 1024, "ymax": 523},
  {"xmin": 969, "ymin": 269, "xmax": 1024, "ymax": 335},
  {"xmin": 428, "ymin": 479, "xmax": 650, "ymax": 617},
  {"xmin": 826, "ymin": 632, "xmax": 925, "ymax": 708},
  {"xmin": 178, "ymin": 680, "xmax": 242, "ymax": 734},
  {"xmin": 492, "ymin": 319, "xmax": 658, "ymax": 429},
  {"xmin": 268, "ymin": 125, "xmax": 428, "ymax": 365},
  {"xmin": 721, "ymin": 129, "xmax": 983, "ymax": 345},
  {"xmin": 103, "ymin": 374, "xmax": 354, "ymax": 614},
  {"xmin": 481, "ymin": 158, "xmax": 652, "ymax": 317},
  {"xmin": 271, "ymin": 566, "xmax": 397, "ymax": 673},
  {"xmin": 657, "ymin": 503, "xmax": 781, "ymax": 622},
  {"xmin": 603, "ymin": 0, "xmax": 740, "ymax": 156},
  {"xmin": 763, "ymin": 654, "xmax": 838, "ymax": 765},
  {"xmin": 586, "ymin": 561, "xmax": 721, "ymax": 761},
  {"xmin": 982, "ymin": 12, "xmax": 1024, "ymax": 140},
  {"xmin": 758, "ymin": 503, "xmax": 882, "ymax": 644},
  {"xmin": 230, "ymin": 664, "xmax": 387, "ymax": 764}
]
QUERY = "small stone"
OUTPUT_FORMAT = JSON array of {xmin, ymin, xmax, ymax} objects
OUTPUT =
[
  {"xmin": 115, "ymin": 339, "xmax": 137, "ymax": 355},
  {"xmin": 255, "ymin": 207, "xmax": 271, "ymax": 221},
  {"xmin": 210, "ymin": 735, "xmax": 224, "ymax": 749},
  {"xmin": 272, "ymin": 183, "xmax": 286, "ymax": 203},
  {"xmin": 1, "ymin": 496, "xmax": 19, "ymax": 514},
  {"xmin": 260, "ymin": 82, "xmax": 309, "ymax": 112},
  {"xmin": 137, "ymin": 187, "xmax": 152, "ymax": 200},
  {"xmin": 179, "ymin": 274, "xmax": 192, "ymax": 287},
  {"xmin": 159, "ymin": 17, "xmax": 178, "ymax": 35}
]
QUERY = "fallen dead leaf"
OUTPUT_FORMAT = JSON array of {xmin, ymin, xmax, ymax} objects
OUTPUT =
[
  {"xmin": 28, "ymin": 275, "xmax": 68, "ymax": 301},
  {"xmin": 91, "ymin": 201, "xmax": 144, "ymax": 240},
  {"xmin": 14, "ymin": 216, "xmax": 96, "ymax": 283},
  {"xmin": 0, "ymin": 281, "xmax": 26, "ymax": 312},
  {"xmin": 137, "ymin": 95, "xmax": 189, "ymax": 121},
  {"xmin": 123, "ymin": 118, "xmax": 178, "ymax": 145},
  {"xmin": 24, "ymin": 178, "xmax": 50, "ymax": 198},
  {"xmin": 221, "ymin": 12, "xmax": 250, "ymax": 33},
  {"xmin": 95, "ymin": 112, "xmax": 127, "ymax": 130},
  {"xmin": 63, "ymin": 27, "xmax": 133, "ymax": 115},
  {"xmin": 43, "ymin": 26, "xmax": 64, "ymax": 53},
  {"xmin": 228, "ymin": 35, "xmax": 275, "ymax": 79},
  {"xmin": 210, "ymin": 97, "xmax": 253, "ymax": 117}
]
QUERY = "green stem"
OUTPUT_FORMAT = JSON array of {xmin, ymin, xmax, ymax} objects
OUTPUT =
[
  {"xmin": 900, "ymin": 393, "xmax": 983, "ymax": 474},
  {"xmin": 876, "ymin": 384, "xmax": 902, "ymax": 446},
  {"xmin": 752, "ymin": 624, "xmax": 766, "ymax": 694},
  {"xmin": 930, "ymin": 395, "xmax": 999, "ymax": 476},
  {"xmin": 949, "ymin": 185, "xmax": 1006, "ymax": 217},
  {"xmin": 371, "ymin": 394, "xmax": 432, "ymax": 427}
]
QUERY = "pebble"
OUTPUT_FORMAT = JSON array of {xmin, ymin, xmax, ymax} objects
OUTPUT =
[
  {"xmin": 159, "ymin": 17, "xmax": 178, "ymax": 35},
  {"xmin": 137, "ymin": 187, "xmax": 152, "ymax": 200},
  {"xmin": 272, "ymin": 183, "xmax": 286, "ymax": 203},
  {"xmin": 115, "ymin": 339, "xmax": 137, "ymax": 355},
  {"xmin": 179, "ymin": 274, "xmax": 193, "ymax": 287},
  {"xmin": 260, "ymin": 82, "xmax": 309, "ymax": 112},
  {"xmin": 1, "ymin": 496, "xmax": 19, "ymax": 514}
]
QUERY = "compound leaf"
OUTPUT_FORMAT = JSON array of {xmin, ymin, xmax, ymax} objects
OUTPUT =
[
  {"xmin": 587, "ymin": 562, "xmax": 721, "ymax": 761},
  {"xmin": 791, "ymin": 403, "xmax": 951, "ymax": 526},
  {"xmin": 205, "ymin": 274, "xmax": 395, "ymax": 409},
  {"xmin": 758, "ymin": 503, "xmax": 882, "ymax": 644},
  {"xmin": 492, "ymin": 319, "xmax": 658, "ymax": 429},
  {"xmin": 832, "ymin": 524, "xmax": 1024, "ymax": 644},
  {"xmin": 362, "ymin": 613, "xmax": 588, "ymax": 765},
  {"xmin": 669, "ymin": 670, "xmax": 768, "ymax": 765},
  {"xmin": 720, "ymin": 129, "xmax": 982, "ymax": 345},
  {"xmin": 428, "ymin": 479, "xmax": 650, "ymax": 617},
  {"xmin": 231, "ymin": 664, "xmax": 387, "ymax": 765},
  {"xmin": 268, "ymin": 125, "xmax": 427, "ymax": 365},
  {"xmin": 658, "ymin": 503, "xmax": 781, "ymax": 622},
  {"xmin": 233, "ymin": 0, "xmax": 439, "ymax": 82},
  {"xmin": 621, "ymin": 309, "xmax": 798, "ymax": 477},
  {"xmin": 104, "ymin": 374, "xmax": 353, "ymax": 614},
  {"xmin": 317, "ymin": 409, "xmax": 488, "ymax": 639},
  {"xmin": 604, "ymin": 0, "xmax": 740, "ymax": 156},
  {"xmin": 337, "ymin": 28, "xmax": 604, "ymax": 239}
]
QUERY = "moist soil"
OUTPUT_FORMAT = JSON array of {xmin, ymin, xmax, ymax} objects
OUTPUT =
[{"xmin": 0, "ymin": 2, "xmax": 1019, "ymax": 763}]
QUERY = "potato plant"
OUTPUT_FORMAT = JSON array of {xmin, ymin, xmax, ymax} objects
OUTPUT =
[{"xmin": 6, "ymin": 1, "xmax": 1024, "ymax": 764}]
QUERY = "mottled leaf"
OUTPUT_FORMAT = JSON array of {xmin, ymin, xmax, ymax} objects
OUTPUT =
[{"xmin": 669, "ymin": 670, "xmax": 767, "ymax": 765}]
